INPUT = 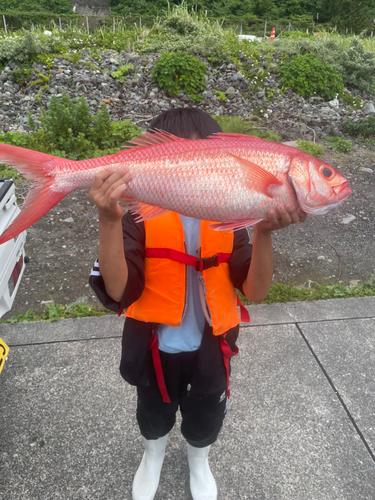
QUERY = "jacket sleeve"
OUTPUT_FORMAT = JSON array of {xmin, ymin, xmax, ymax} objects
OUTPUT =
[
  {"xmin": 89, "ymin": 212, "xmax": 146, "ymax": 313},
  {"xmin": 229, "ymin": 228, "xmax": 252, "ymax": 294}
]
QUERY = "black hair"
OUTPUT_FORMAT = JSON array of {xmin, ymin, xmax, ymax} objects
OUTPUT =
[{"xmin": 148, "ymin": 107, "xmax": 222, "ymax": 140}]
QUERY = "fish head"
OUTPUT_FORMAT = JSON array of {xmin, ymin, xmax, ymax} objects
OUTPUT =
[{"xmin": 288, "ymin": 156, "xmax": 352, "ymax": 215}]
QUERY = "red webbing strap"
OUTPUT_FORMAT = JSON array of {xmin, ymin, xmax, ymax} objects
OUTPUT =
[
  {"xmin": 220, "ymin": 338, "xmax": 239, "ymax": 399},
  {"xmin": 150, "ymin": 333, "xmax": 171, "ymax": 403},
  {"xmin": 145, "ymin": 248, "xmax": 231, "ymax": 271},
  {"xmin": 237, "ymin": 296, "xmax": 250, "ymax": 323}
]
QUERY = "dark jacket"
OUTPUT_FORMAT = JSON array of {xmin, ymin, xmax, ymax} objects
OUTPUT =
[{"xmin": 89, "ymin": 212, "xmax": 252, "ymax": 395}]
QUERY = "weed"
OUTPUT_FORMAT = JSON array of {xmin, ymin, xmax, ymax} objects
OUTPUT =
[
  {"xmin": 344, "ymin": 116, "xmax": 375, "ymax": 138},
  {"xmin": 339, "ymin": 91, "xmax": 364, "ymax": 109},
  {"xmin": 10, "ymin": 64, "xmax": 32, "ymax": 87},
  {"xmin": 0, "ymin": 302, "xmax": 110, "ymax": 324},
  {"xmin": 296, "ymin": 139, "xmax": 325, "ymax": 157},
  {"xmin": 214, "ymin": 90, "xmax": 227, "ymax": 102},
  {"xmin": 323, "ymin": 136, "xmax": 352, "ymax": 153},
  {"xmin": 239, "ymin": 276, "xmax": 375, "ymax": 305}
]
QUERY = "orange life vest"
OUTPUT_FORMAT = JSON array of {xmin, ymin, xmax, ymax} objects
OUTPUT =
[{"xmin": 124, "ymin": 212, "xmax": 241, "ymax": 336}]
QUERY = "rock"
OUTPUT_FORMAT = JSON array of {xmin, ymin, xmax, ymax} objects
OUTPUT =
[
  {"xmin": 341, "ymin": 215, "xmax": 356, "ymax": 224},
  {"xmin": 360, "ymin": 167, "xmax": 373, "ymax": 173},
  {"xmin": 225, "ymin": 86, "xmax": 236, "ymax": 95},
  {"xmin": 362, "ymin": 103, "xmax": 375, "ymax": 116}
]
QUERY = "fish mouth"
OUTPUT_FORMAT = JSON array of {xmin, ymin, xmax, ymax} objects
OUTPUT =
[{"xmin": 333, "ymin": 182, "xmax": 352, "ymax": 199}]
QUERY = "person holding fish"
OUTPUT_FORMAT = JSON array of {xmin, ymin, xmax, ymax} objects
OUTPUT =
[
  {"xmin": 0, "ymin": 100, "xmax": 351, "ymax": 499},
  {"xmin": 88, "ymin": 108, "xmax": 308, "ymax": 500}
]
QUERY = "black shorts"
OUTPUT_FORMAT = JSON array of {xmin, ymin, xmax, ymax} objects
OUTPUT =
[{"xmin": 136, "ymin": 349, "xmax": 228, "ymax": 448}]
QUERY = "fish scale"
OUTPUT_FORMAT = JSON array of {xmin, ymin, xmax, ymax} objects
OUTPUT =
[{"xmin": 0, "ymin": 131, "xmax": 352, "ymax": 245}]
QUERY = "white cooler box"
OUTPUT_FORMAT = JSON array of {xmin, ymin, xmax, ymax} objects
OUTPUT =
[{"xmin": 0, "ymin": 178, "xmax": 27, "ymax": 318}]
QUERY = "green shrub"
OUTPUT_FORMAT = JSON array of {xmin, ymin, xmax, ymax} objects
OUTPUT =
[
  {"xmin": 0, "ymin": 93, "xmax": 142, "ymax": 163},
  {"xmin": 323, "ymin": 136, "xmax": 352, "ymax": 153},
  {"xmin": 213, "ymin": 115, "xmax": 280, "ymax": 142},
  {"xmin": 0, "ymin": 31, "xmax": 53, "ymax": 66},
  {"xmin": 343, "ymin": 116, "xmax": 375, "ymax": 139},
  {"xmin": 151, "ymin": 51, "xmax": 206, "ymax": 102},
  {"xmin": 279, "ymin": 53, "xmax": 344, "ymax": 101},
  {"xmin": 339, "ymin": 91, "xmax": 364, "ymax": 109},
  {"xmin": 339, "ymin": 39, "xmax": 375, "ymax": 94},
  {"xmin": 10, "ymin": 63, "xmax": 32, "ymax": 86},
  {"xmin": 296, "ymin": 139, "xmax": 325, "ymax": 158}
]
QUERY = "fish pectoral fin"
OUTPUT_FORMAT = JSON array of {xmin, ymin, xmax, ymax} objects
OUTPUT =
[
  {"xmin": 124, "ymin": 200, "xmax": 169, "ymax": 222},
  {"xmin": 228, "ymin": 153, "xmax": 282, "ymax": 197},
  {"xmin": 209, "ymin": 219, "xmax": 263, "ymax": 231}
]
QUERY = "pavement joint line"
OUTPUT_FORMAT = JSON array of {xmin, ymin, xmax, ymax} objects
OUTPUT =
[
  {"xmin": 296, "ymin": 323, "xmax": 375, "ymax": 464},
  {"xmin": 243, "ymin": 315, "xmax": 375, "ymax": 328},
  {"xmin": 6, "ymin": 335, "xmax": 122, "ymax": 348}
]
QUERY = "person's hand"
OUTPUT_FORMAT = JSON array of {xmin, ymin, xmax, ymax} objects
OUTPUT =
[
  {"xmin": 255, "ymin": 204, "xmax": 307, "ymax": 234},
  {"xmin": 89, "ymin": 166, "xmax": 132, "ymax": 223}
]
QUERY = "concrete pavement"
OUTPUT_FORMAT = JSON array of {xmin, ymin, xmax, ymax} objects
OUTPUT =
[{"xmin": 1, "ymin": 296, "xmax": 375, "ymax": 500}]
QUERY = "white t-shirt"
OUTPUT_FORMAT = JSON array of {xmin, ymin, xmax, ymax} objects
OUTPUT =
[{"xmin": 157, "ymin": 215, "xmax": 206, "ymax": 353}]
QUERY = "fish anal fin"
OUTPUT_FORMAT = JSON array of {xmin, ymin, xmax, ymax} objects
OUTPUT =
[
  {"xmin": 228, "ymin": 152, "xmax": 282, "ymax": 197},
  {"xmin": 122, "ymin": 130, "xmax": 191, "ymax": 150},
  {"xmin": 125, "ymin": 200, "xmax": 169, "ymax": 222},
  {"xmin": 209, "ymin": 219, "xmax": 263, "ymax": 231}
]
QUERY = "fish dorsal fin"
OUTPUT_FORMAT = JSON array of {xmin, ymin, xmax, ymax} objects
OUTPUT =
[
  {"xmin": 209, "ymin": 132, "xmax": 265, "ymax": 142},
  {"xmin": 209, "ymin": 219, "xmax": 263, "ymax": 231},
  {"xmin": 122, "ymin": 130, "xmax": 191, "ymax": 150},
  {"xmin": 228, "ymin": 152, "xmax": 282, "ymax": 197}
]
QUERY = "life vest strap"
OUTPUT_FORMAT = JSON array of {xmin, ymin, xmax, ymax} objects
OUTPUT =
[
  {"xmin": 150, "ymin": 331, "xmax": 171, "ymax": 404},
  {"xmin": 220, "ymin": 338, "xmax": 239, "ymax": 399},
  {"xmin": 145, "ymin": 247, "xmax": 231, "ymax": 272}
]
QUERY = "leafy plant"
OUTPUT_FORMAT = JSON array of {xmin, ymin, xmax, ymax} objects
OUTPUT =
[
  {"xmin": 151, "ymin": 51, "xmax": 206, "ymax": 102},
  {"xmin": 111, "ymin": 64, "xmax": 133, "ymax": 119},
  {"xmin": 296, "ymin": 139, "xmax": 325, "ymax": 157},
  {"xmin": 343, "ymin": 116, "xmax": 375, "ymax": 139},
  {"xmin": 10, "ymin": 63, "xmax": 32, "ymax": 86},
  {"xmin": 323, "ymin": 136, "xmax": 352, "ymax": 153},
  {"xmin": 28, "ymin": 71, "xmax": 51, "ymax": 88},
  {"xmin": 339, "ymin": 39, "xmax": 375, "ymax": 94},
  {"xmin": 339, "ymin": 91, "xmax": 364, "ymax": 109},
  {"xmin": 279, "ymin": 53, "xmax": 344, "ymax": 101},
  {"xmin": 214, "ymin": 90, "xmax": 227, "ymax": 102}
]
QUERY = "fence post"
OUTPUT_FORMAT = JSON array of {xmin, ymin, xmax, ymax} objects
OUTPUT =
[
  {"xmin": 113, "ymin": 16, "xmax": 115, "ymax": 32},
  {"xmin": 240, "ymin": 21, "xmax": 242, "ymax": 35},
  {"xmin": 86, "ymin": 16, "xmax": 89, "ymax": 35},
  {"xmin": 371, "ymin": 31, "xmax": 374, "ymax": 37},
  {"xmin": 3, "ymin": 15, "xmax": 7, "ymax": 35},
  {"xmin": 31, "ymin": 22, "xmax": 35, "ymax": 31},
  {"xmin": 346, "ymin": 28, "xmax": 348, "ymax": 35},
  {"xmin": 288, "ymin": 21, "xmax": 291, "ymax": 31},
  {"xmin": 140, "ymin": 17, "xmax": 141, "ymax": 29},
  {"xmin": 59, "ymin": 17, "xmax": 62, "ymax": 30},
  {"xmin": 264, "ymin": 20, "xmax": 267, "ymax": 38}
]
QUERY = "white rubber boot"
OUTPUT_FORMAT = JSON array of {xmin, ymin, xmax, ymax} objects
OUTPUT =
[
  {"xmin": 187, "ymin": 444, "xmax": 218, "ymax": 500},
  {"xmin": 132, "ymin": 435, "xmax": 168, "ymax": 500}
]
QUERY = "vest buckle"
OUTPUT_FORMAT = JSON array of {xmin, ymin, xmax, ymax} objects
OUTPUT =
[{"xmin": 195, "ymin": 254, "xmax": 219, "ymax": 271}]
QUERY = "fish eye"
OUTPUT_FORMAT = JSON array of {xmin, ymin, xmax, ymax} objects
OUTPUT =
[{"xmin": 320, "ymin": 166, "xmax": 333, "ymax": 179}]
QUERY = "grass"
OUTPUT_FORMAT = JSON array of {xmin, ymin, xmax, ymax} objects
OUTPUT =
[
  {"xmin": 0, "ymin": 302, "xmax": 112, "ymax": 324},
  {"xmin": 240, "ymin": 277, "xmax": 375, "ymax": 306},
  {"xmin": 2, "ymin": 278, "xmax": 374, "ymax": 324}
]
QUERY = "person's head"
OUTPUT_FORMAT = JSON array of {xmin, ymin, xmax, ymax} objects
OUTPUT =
[{"xmin": 148, "ymin": 107, "xmax": 222, "ymax": 140}]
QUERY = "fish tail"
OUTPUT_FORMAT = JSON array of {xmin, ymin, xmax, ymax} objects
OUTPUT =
[{"xmin": 0, "ymin": 145, "xmax": 68, "ymax": 245}]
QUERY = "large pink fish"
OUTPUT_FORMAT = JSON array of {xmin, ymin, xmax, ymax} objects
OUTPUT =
[{"xmin": 0, "ymin": 131, "xmax": 351, "ymax": 245}]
